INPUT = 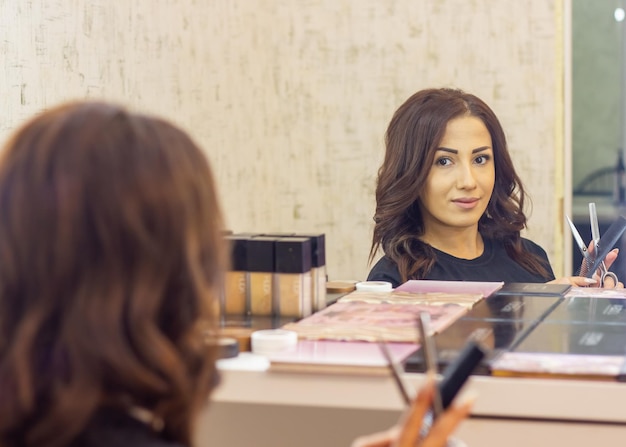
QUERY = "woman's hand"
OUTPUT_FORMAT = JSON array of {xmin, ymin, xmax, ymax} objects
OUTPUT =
[
  {"xmin": 591, "ymin": 247, "xmax": 623, "ymax": 288},
  {"xmin": 549, "ymin": 276, "xmax": 600, "ymax": 287},
  {"xmin": 351, "ymin": 379, "xmax": 473, "ymax": 447},
  {"xmin": 549, "ymin": 247, "xmax": 623, "ymax": 288}
]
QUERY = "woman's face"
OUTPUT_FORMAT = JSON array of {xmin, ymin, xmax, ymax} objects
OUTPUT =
[{"xmin": 419, "ymin": 115, "xmax": 495, "ymax": 235}]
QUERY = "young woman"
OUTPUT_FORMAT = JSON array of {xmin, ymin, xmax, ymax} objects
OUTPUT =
[
  {"xmin": 368, "ymin": 88, "xmax": 619, "ymax": 288},
  {"xmin": 0, "ymin": 101, "xmax": 227, "ymax": 447},
  {"xmin": 0, "ymin": 101, "xmax": 470, "ymax": 447}
]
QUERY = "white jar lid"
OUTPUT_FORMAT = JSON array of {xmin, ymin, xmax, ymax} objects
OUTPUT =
[
  {"xmin": 251, "ymin": 329, "xmax": 298, "ymax": 355},
  {"xmin": 355, "ymin": 281, "xmax": 393, "ymax": 292},
  {"xmin": 217, "ymin": 352, "xmax": 271, "ymax": 371}
]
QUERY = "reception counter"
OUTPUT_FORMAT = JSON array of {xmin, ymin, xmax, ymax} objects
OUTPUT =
[
  {"xmin": 196, "ymin": 365, "xmax": 626, "ymax": 447},
  {"xmin": 201, "ymin": 277, "xmax": 626, "ymax": 446}
]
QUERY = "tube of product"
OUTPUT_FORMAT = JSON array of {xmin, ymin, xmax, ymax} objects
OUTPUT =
[
  {"xmin": 246, "ymin": 236, "xmax": 276, "ymax": 316},
  {"xmin": 297, "ymin": 233, "xmax": 327, "ymax": 312},
  {"xmin": 274, "ymin": 237, "xmax": 312, "ymax": 318},
  {"xmin": 223, "ymin": 235, "xmax": 250, "ymax": 317}
]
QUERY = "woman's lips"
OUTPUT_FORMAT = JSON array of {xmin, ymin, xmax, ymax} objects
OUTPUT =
[{"xmin": 452, "ymin": 198, "xmax": 480, "ymax": 209}]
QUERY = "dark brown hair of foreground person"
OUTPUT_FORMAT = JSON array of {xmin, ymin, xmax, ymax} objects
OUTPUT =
[
  {"xmin": 0, "ymin": 102, "xmax": 227, "ymax": 447},
  {"xmin": 369, "ymin": 88, "xmax": 552, "ymax": 281}
]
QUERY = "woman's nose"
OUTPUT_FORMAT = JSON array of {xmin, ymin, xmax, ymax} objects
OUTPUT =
[{"xmin": 456, "ymin": 165, "xmax": 477, "ymax": 189}]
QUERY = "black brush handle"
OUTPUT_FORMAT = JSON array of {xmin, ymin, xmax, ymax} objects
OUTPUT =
[{"xmin": 438, "ymin": 341, "xmax": 486, "ymax": 409}]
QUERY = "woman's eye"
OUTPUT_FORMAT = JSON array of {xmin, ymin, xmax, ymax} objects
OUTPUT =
[
  {"xmin": 435, "ymin": 157, "xmax": 452, "ymax": 167},
  {"xmin": 474, "ymin": 154, "xmax": 491, "ymax": 165}
]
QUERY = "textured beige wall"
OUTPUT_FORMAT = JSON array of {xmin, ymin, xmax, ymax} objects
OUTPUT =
[{"xmin": 1, "ymin": 0, "xmax": 564, "ymax": 280}]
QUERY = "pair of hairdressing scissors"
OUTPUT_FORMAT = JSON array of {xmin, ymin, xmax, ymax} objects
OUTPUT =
[{"xmin": 566, "ymin": 203, "xmax": 619, "ymax": 288}]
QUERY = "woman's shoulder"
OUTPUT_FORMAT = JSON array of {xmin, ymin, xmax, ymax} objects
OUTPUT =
[
  {"xmin": 71, "ymin": 408, "xmax": 186, "ymax": 447},
  {"xmin": 519, "ymin": 237, "xmax": 550, "ymax": 256},
  {"xmin": 367, "ymin": 255, "xmax": 402, "ymax": 288}
]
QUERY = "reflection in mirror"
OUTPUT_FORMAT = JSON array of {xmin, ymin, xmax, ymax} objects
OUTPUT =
[
  {"xmin": 572, "ymin": 0, "xmax": 626, "ymax": 275},
  {"xmin": 573, "ymin": 0, "xmax": 623, "ymax": 197}
]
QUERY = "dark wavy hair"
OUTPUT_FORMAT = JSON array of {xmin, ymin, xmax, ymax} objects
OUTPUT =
[
  {"xmin": 369, "ymin": 88, "xmax": 551, "ymax": 281},
  {"xmin": 0, "ymin": 101, "xmax": 226, "ymax": 447}
]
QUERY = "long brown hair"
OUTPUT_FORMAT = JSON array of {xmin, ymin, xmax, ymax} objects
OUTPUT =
[
  {"xmin": 369, "ymin": 88, "xmax": 551, "ymax": 281},
  {"xmin": 0, "ymin": 102, "xmax": 226, "ymax": 447}
]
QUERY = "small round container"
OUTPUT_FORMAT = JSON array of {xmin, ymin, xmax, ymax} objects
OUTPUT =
[
  {"xmin": 220, "ymin": 326, "xmax": 255, "ymax": 352},
  {"xmin": 326, "ymin": 280, "xmax": 359, "ymax": 294},
  {"xmin": 251, "ymin": 329, "xmax": 298, "ymax": 355},
  {"xmin": 355, "ymin": 281, "xmax": 393, "ymax": 292},
  {"xmin": 216, "ymin": 352, "xmax": 271, "ymax": 372},
  {"xmin": 326, "ymin": 280, "xmax": 359, "ymax": 305},
  {"xmin": 215, "ymin": 337, "xmax": 240, "ymax": 359}
]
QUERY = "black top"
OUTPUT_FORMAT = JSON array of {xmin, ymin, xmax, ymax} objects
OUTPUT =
[
  {"xmin": 69, "ymin": 408, "xmax": 185, "ymax": 447},
  {"xmin": 367, "ymin": 237, "xmax": 555, "ymax": 288}
]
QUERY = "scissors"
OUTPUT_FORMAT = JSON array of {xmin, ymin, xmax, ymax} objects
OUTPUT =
[{"xmin": 566, "ymin": 203, "xmax": 619, "ymax": 288}]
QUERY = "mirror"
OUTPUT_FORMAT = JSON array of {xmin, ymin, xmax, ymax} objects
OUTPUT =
[{"xmin": 571, "ymin": 0, "xmax": 626, "ymax": 275}]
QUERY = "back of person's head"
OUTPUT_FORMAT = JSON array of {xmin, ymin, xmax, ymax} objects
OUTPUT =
[{"xmin": 0, "ymin": 101, "xmax": 226, "ymax": 447}]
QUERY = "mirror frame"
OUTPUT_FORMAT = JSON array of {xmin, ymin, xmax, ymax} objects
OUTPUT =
[{"xmin": 564, "ymin": 0, "xmax": 573, "ymax": 276}]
